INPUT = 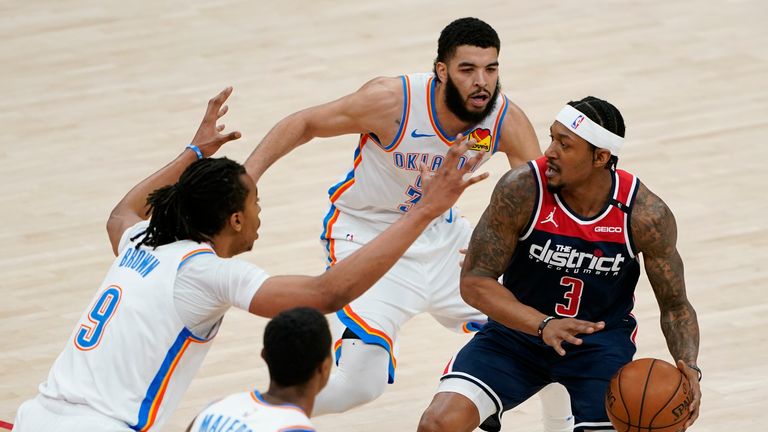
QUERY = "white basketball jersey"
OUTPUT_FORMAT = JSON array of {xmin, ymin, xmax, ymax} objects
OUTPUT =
[
  {"xmin": 39, "ymin": 238, "xmax": 220, "ymax": 431},
  {"xmin": 327, "ymin": 72, "xmax": 510, "ymax": 226},
  {"xmin": 190, "ymin": 391, "xmax": 315, "ymax": 432}
]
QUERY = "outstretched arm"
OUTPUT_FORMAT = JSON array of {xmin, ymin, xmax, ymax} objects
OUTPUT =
[
  {"xmin": 632, "ymin": 182, "xmax": 701, "ymax": 428},
  {"xmin": 461, "ymin": 165, "xmax": 604, "ymax": 355},
  {"xmin": 244, "ymin": 77, "xmax": 402, "ymax": 181},
  {"xmin": 106, "ymin": 87, "xmax": 241, "ymax": 255},
  {"xmin": 248, "ymin": 136, "xmax": 489, "ymax": 317}
]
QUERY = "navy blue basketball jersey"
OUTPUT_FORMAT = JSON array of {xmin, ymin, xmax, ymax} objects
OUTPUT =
[{"xmin": 503, "ymin": 157, "xmax": 641, "ymax": 327}]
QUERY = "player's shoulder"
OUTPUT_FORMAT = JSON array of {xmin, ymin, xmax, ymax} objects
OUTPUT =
[
  {"xmin": 495, "ymin": 94, "xmax": 538, "ymax": 159},
  {"xmin": 357, "ymin": 75, "xmax": 404, "ymax": 100},
  {"xmin": 356, "ymin": 76, "xmax": 404, "ymax": 108},
  {"xmin": 632, "ymin": 181, "xmax": 673, "ymax": 224},
  {"xmin": 495, "ymin": 92, "xmax": 529, "ymax": 123},
  {"xmin": 491, "ymin": 163, "xmax": 538, "ymax": 216},
  {"xmin": 630, "ymin": 180, "xmax": 678, "ymax": 252}
]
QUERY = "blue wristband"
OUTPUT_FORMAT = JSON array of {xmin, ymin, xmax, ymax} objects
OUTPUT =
[{"xmin": 186, "ymin": 144, "xmax": 203, "ymax": 160}]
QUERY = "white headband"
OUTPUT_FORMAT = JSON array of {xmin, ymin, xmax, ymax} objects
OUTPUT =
[{"xmin": 555, "ymin": 105, "xmax": 624, "ymax": 155}]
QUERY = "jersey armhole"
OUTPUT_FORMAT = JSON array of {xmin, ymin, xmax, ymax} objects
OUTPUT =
[
  {"xmin": 377, "ymin": 75, "xmax": 411, "ymax": 152},
  {"xmin": 491, "ymin": 95, "xmax": 510, "ymax": 154},
  {"xmin": 518, "ymin": 161, "xmax": 542, "ymax": 241},
  {"xmin": 624, "ymin": 176, "xmax": 641, "ymax": 257}
]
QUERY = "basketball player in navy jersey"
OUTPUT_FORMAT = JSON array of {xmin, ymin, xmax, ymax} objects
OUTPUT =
[
  {"xmin": 244, "ymin": 17, "xmax": 574, "ymax": 431},
  {"xmin": 417, "ymin": 97, "xmax": 702, "ymax": 432}
]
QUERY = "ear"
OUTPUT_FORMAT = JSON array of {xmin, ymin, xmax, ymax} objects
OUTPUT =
[
  {"xmin": 592, "ymin": 148, "xmax": 613, "ymax": 168},
  {"xmin": 230, "ymin": 212, "xmax": 243, "ymax": 232},
  {"xmin": 435, "ymin": 61, "xmax": 448, "ymax": 82},
  {"xmin": 260, "ymin": 348, "xmax": 266, "ymax": 361},
  {"xmin": 317, "ymin": 355, "xmax": 333, "ymax": 388}
]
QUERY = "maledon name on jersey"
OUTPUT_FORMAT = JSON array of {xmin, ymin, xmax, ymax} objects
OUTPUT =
[
  {"xmin": 325, "ymin": 72, "xmax": 511, "ymax": 227},
  {"xmin": 190, "ymin": 391, "xmax": 314, "ymax": 432},
  {"xmin": 502, "ymin": 157, "xmax": 641, "ymax": 327}
]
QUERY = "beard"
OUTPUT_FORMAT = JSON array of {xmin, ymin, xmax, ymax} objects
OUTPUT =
[
  {"xmin": 444, "ymin": 74, "xmax": 501, "ymax": 124},
  {"xmin": 546, "ymin": 183, "xmax": 564, "ymax": 194}
]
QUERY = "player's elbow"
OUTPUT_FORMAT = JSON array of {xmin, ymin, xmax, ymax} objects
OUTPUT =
[
  {"xmin": 106, "ymin": 211, "xmax": 125, "ymax": 256},
  {"xmin": 460, "ymin": 276, "xmax": 484, "ymax": 309},
  {"xmin": 290, "ymin": 108, "xmax": 322, "ymax": 142},
  {"xmin": 313, "ymin": 277, "xmax": 351, "ymax": 314}
]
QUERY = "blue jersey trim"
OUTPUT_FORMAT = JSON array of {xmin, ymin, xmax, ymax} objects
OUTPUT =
[
  {"xmin": 251, "ymin": 391, "xmax": 305, "ymax": 412},
  {"xmin": 132, "ymin": 328, "xmax": 208, "ymax": 430},
  {"xmin": 336, "ymin": 310, "xmax": 396, "ymax": 383},
  {"xmin": 380, "ymin": 76, "xmax": 409, "ymax": 151},
  {"xmin": 492, "ymin": 96, "xmax": 510, "ymax": 154},
  {"xmin": 178, "ymin": 250, "xmax": 214, "ymax": 270}
]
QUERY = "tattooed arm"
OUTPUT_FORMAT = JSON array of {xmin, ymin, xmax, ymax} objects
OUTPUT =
[
  {"xmin": 632, "ymin": 182, "xmax": 701, "ymax": 427},
  {"xmin": 461, "ymin": 165, "xmax": 604, "ymax": 355}
]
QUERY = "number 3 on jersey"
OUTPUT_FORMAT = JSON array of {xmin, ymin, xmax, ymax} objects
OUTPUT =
[
  {"xmin": 398, "ymin": 175, "xmax": 423, "ymax": 212},
  {"xmin": 74, "ymin": 285, "xmax": 122, "ymax": 351},
  {"xmin": 555, "ymin": 276, "xmax": 583, "ymax": 317}
]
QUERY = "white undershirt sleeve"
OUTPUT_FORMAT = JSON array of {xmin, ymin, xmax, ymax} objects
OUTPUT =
[{"xmin": 173, "ymin": 254, "xmax": 269, "ymax": 337}]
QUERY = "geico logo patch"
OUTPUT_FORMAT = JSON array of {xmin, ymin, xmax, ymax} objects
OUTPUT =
[{"xmin": 594, "ymin": 226, "xmax": 623, "ymax": 233}]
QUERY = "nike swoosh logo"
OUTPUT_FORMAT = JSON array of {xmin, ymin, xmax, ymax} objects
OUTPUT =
[
  {"xmin": 411, "ymin": 129, "xmax": 436, "ymax": 138},
  {"xmin": 445, "ymin": 208, "xmax": 454, "ymax": 223}
]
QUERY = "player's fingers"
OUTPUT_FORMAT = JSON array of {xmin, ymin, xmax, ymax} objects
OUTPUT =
[
  {"xmin": 563, "ymin": 334, "xmax": 583, "ymax": 345},
  {"xmin": 685, "ymin": 408, "xmax": 699, "ymax": 428},
  {"xmin": 580, "ymin": 320, "xmax": 605, "ymax": 333},
  {"xmin": 218, "ymin": 104, "xmax": 229, "ymax": 118},
  {"xmin": 217, "ymin": 124, "xmax": 225, "ymax": 132},
  {"xmin": 580, "ymin": 322, "xmax": 603, "ymax": 334},
  {"xmin": 461, "ymin": 150, "xmax": 485, "ymax": 174},
  {"xmin": 446, "ymin": 134, "xmax": 468, "ymax": 160},
  {"xmin": 461, "ymin": 138, "xmax": 478, "ymax": 157},
  {"xmin": 220, "ymin": 131, "xmax": 242, "ymax": 144},
  {"xmin": 463, "ymin": 172, "xmax": 490, "ymax": 187},
  {"xmin": 418, "ymin": 162, "xmax": 431, "ymax": 181},
  {"xmin": 207, "ymin": 87, "xmax": 233, "ymax": 113},
  {"xmin": 554, "ymin": 342, "xmax": 566, "ymax": 356}
]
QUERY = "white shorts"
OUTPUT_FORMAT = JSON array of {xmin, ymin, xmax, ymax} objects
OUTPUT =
[
  {"xmin": 14, "ymin": 395, "xmax": 132, "ymax": 432},
  {"xmin": 321, "ymin": 208, "xmax": 487, "ymax": 383}
]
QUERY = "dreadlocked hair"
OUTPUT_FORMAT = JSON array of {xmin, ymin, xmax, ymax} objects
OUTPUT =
[
  {"xmin": 567, "ymin": 96, "xmax": 625, "ymax": 170},
  {"xmin": 134, "ymin": 157, "xmax": 249, "ymax": 249},
  {"xmin": 433, "ymin": 17, "xmax": 500, "ymax": 82}
]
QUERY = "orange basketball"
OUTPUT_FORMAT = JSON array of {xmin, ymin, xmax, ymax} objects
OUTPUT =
[{"xmin": 605, "ymin": 358, "xmax": 693, "ymax": 432}]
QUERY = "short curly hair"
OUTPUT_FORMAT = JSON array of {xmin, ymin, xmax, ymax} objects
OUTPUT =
[
  {"xmin": 433, "ymin": 17, "xmax": 500, "ymax": 79},
  {"xmin": 263, "ymin": 307, "xmax": 331, "ymax": 386}
]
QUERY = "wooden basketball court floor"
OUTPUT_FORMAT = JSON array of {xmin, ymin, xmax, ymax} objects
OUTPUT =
[{"xmin": 1, "ymin": 0, "xmax": 766, "ymax": 430}]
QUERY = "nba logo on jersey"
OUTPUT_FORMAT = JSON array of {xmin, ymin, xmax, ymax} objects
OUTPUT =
[
  {"xmin": 571, "ymin": 115, "xmax": 585, "ymax": 129},
  {"xmin": 468, "ymin": 128, "xmax": 492, "ymax": 152}
]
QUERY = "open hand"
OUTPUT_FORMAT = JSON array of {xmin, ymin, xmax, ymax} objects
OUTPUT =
[
  {"xmin": 190, "ymin": 86, "xmax": 242, "ymax": 157},
  {"xmin": 541, "ymin": 317, "xmax": 605, "ymax": 356},
  {"xmin": 417, "ymin": 134, "xmax": 489, "ymax": 218}
]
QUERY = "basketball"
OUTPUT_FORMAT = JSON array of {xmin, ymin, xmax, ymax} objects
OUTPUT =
[{"xmin": 605, "ymin": 358, "xmax": 693, "ymax": 432}]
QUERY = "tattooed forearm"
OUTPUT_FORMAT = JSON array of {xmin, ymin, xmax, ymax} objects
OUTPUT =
[
  {"xmin": 646, "ymin": 252, "xmax": 700, "ymax": 364},
  {"xmin": 633, "ymin": 183, "xmax": 700, "ymax": 364},
  {"xmin": 661, "ymin": 300, "xmax": 700, "ymax": 364},
  {"xmin": 463, "ymin": 166, "xmax": 537, "ymax": 279}
]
